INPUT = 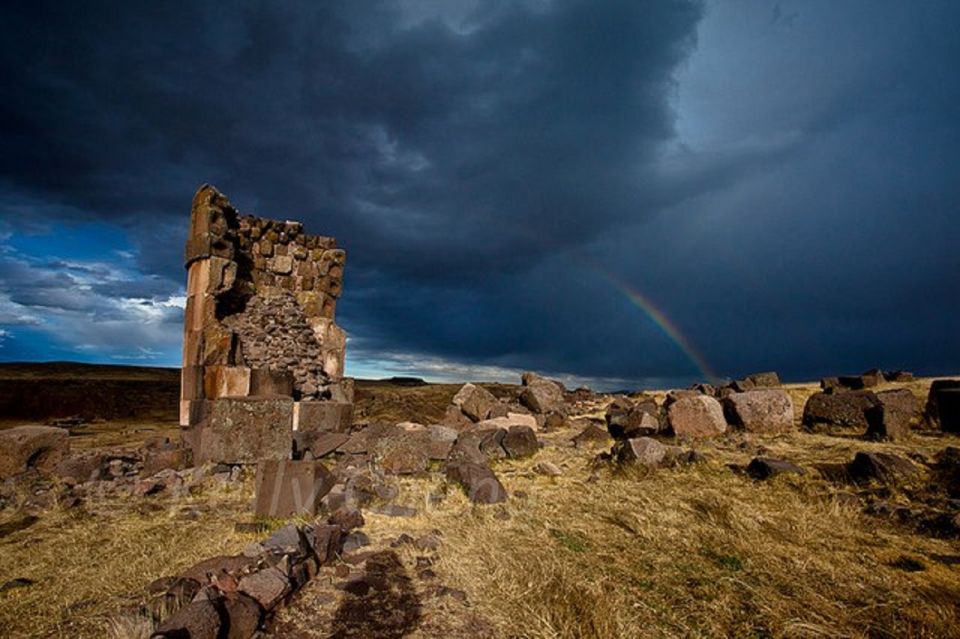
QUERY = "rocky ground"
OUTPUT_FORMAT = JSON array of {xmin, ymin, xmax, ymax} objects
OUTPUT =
[{"xmin": 1, "ymin": 369, "xmax": 960, "ymax": 638}]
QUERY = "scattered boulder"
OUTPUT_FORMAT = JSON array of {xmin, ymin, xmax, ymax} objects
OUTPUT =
[
  {"xmin": 865, "ymin": 388, "xmax": 921, "ymax": 441},
  {"xmin": 451, "ymin": 383, "xmax": 498, "ymax": 422},
  {"xmin": 53, "ymin": 452, "xmax": 105, "ymax": 484},
  {"xmin": 746, "ymin": 457, "xmax": 805, "ymax": 480},
  {"xmin": 802, "ymin": 390, "xmax": 878, "ymax": 432},
  {"xmin": 690, "ymin": 383, "xmax": 716, "ymax": 396},
  {"xmin": 884, "ymin": 370, "xmax": 914, "ymax": 382},
  {"xmin": 722, "ymin": 389, "xmax": 794, "ymax": 434},
  {"xmin": 747, "ymin": 371, "xmax": 781, "ymax": 387},
  {"xmin": 666, "ymin": 395, "xmax": 727, "ymax": 439},
  {"xmin": 519, "ymin": 372, "xmax": 566, "ymax": 415},
  {"xmin": 605, "ymin": 396, "xmax": 661, "ymax": 439},
  {"xmin": 0, "ymin": 426, "xmax": 69, "ymax": 480},
  {"xmin": 501, "ymin": 425, "xmax": 539, "ymax": 458},
  {"xmin": 445, "ymin": 461, "xmax": 508, "ymax": 504},
  {"xmin": 542, "ymin": 412, "xmax": 571, "ymax": 431},
  {"xmin": 860, "ymin": 368, "xmax": 886, "ymax": 387},
  {"xmin": 613, "ymin": 437, "xmax": 667, "ymax": 468},
  {"xmin": 572, "ymin": 422, "xmax": 612, "ymax": 447},
  {"xmin": 847, "ymin": 452, "xmax": 918, "ymax": 484},
  {"xmin": 664, "ymin": 389, "xmax": 702, "ymax": 406},
  {"xmin": 441, "ymin": 404, "xmax": 474, "ymax": 429}
]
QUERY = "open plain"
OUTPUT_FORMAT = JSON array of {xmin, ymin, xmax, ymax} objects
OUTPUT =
[{"xmin": 2, "ymin": 364, "xmax": 960, "ymax": 638}]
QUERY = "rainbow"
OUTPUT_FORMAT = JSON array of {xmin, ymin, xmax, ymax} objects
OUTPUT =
[{"xmin": 575, "ymin": 253, "xmax": 718, "ymax": 383}]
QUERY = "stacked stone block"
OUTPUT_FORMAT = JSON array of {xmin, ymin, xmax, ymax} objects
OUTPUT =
[{"xmin": 180, "ymin": 185, "xmax": 353, "ymax": 476}]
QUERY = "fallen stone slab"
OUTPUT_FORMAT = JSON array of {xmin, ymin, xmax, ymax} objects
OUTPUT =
[
  {"xmin": 0, "ymin": 425, "xmax": 69, "ymax": 480},
  {"xmin": 847, "ymin": 452, "xmax": 918, "ymax": 484},
  {"xmin": 865, "ymin": 388, "xmax": 921, "ymax": 440},
  {"xmin": 666, "ymin": 395, "xmax": 727, "ymax": 439},
  {"xmin": 293, "ymin": 431, "xmax": 349, "ymax": 459},
  {"xmin": 722, "ymin": 389, "xmax": 794, "ymax": 434},
  {"xmin": 802, "ymin": 390, "xmax": 878, "ymax": 432},
  {"xmin": 254, "ymin": 460, "xmax": 336, "ymax": 518},
  {"xmin": 238, "ymin": 566, "xmax": 290, "ymax": 610},
  {"xmin": 747, "ymin": 457, "xmax": 805, "ymax": 480},
  {"xmin": 445, "ymin": 461, "xmax": 508, "ymax": 504}
]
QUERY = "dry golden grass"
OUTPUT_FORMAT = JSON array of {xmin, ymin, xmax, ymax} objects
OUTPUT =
[
  {"xmin": 348, "ymin": 424, "xmax": 960, "ymax": 638},
  {"xmin": 4, "ymin": 377, "xmax": 960, "ymax": 638},
  {"xmin": 0, "ymin": 475, "xmax": 258, "ymax": 638}
]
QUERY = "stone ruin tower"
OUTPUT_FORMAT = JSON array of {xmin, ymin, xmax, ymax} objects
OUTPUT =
[{"xmin": 180, "ymin": 185, "xmax": 353, "ymax": 466}]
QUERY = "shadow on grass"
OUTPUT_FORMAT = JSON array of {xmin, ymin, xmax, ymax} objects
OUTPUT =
[{"xmin": 329, "ymin": 550, "xmax": 422, "ymax": 639}]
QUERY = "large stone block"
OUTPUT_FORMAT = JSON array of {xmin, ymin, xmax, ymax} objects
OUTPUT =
[
  {"xmin": 181, "ymin": 365, "xmax": 204, "ymax": 401},
  {"xmin": 195, "ymin": 397, "xmax": 294, "ymax": 464},
  {"xmin": 294, "ymin": 401, "xmax": 353, "ymax": 433},
  {"xmin": 250, "ymin": 368, "xmax": 294, "ymax": 397},
  {"xmin": 925, "ymin": 380, "xmax": 960, "ymax": 430},
  {"xmin": 865, "ymin": 388, "xmax": 921, "ymax": 440},
  {"xmin": 0, "ymin": 426, "xmax": 70, "ymax": 479},
  {"xmin": 254, "ymin": 460, "xmax": 336, "ymax": 518},
  {"xmin": 329, "ymin": 378, "xmax": 355, "ymax": 404},
  {"xmin": 667, "ymin": 395, "xmax": 727, "ymax": 439},
  {"xmin": 722, "ymin": 389, "xmax": 794, "ymax": 434},
  {"xmin": 203, "ymin": 365, "xmax": 251, "ymax": 399},
  {"xmin": 803, "ymin": 391, "xmax": 878, "ymax": 432},
  {"xmin": 939, "ymin": 389, "xmax": 960, "ymax": 434}
]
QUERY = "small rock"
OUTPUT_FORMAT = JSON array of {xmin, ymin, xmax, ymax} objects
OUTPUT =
[
  {"xmin": 746, "ymin": 457, "xmax": 806, "ymax": 480},
  {"xmin": 0, "ymin": 577, "xmax": 34, "ymax": 593},
  {"xmin": 343, "ymin": 532, "xmax": 371, "ymax": 554},
  {"xmin": 371, "ymin": 504, "xmax": 418, "ymax": 518},
  {"xmin": 534, "ymin": 461, "xmax": 563, "ymax": 477},
  {"xmin": 415, "ymin": 534, "xmax": 441, "ymax": 551}
]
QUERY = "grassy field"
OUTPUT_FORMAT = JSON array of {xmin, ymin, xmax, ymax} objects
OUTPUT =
[{"xmin": 1, "ymin": 371, "xmax": 958, "ymax": 638}]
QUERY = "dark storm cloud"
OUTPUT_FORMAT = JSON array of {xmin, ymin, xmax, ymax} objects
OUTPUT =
[{"xmin": 1, "ymin": 0, "xmax": 958, "ymax": 385}]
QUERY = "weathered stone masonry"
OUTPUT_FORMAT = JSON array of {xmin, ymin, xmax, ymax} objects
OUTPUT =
[{"xmin": 180, "ymin": 185, "xmax": 353, "ymax": 465}]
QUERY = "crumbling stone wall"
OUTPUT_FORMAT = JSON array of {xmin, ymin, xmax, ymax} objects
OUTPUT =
[{"xmin": 180, "ymin": 185, "xmax": 353, "ymax": 455}]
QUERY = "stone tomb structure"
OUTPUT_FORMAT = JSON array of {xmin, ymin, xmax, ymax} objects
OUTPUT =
[{"xmin": 180, "ymin": 185, "xmax": 353, "ymax": 515}]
